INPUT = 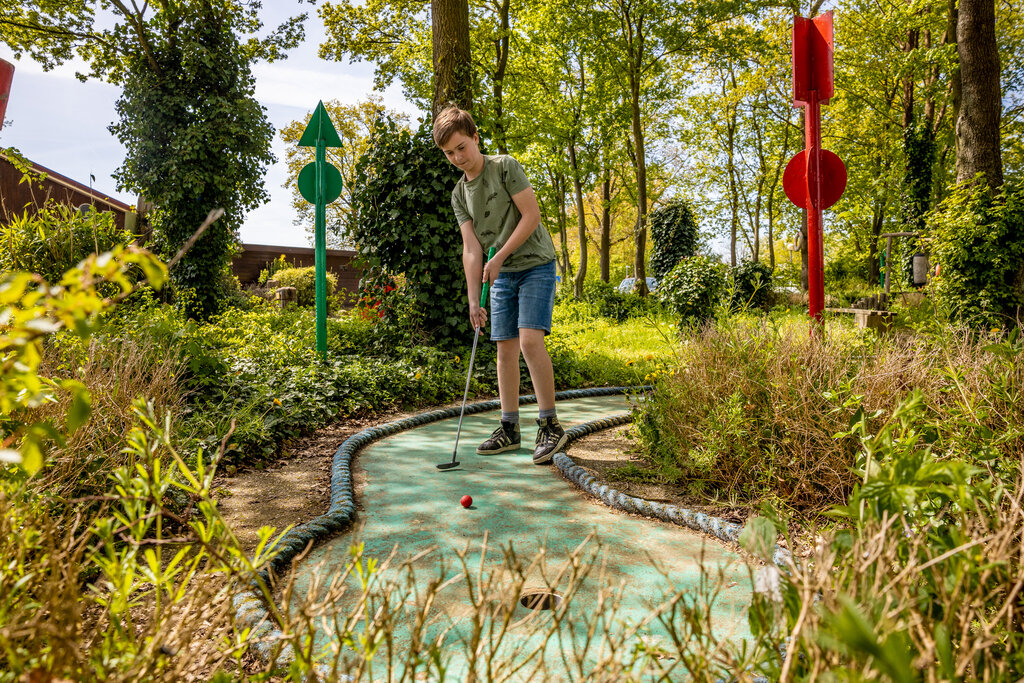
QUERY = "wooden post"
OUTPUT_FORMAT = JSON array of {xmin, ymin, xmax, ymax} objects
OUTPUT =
[{"xmin": 884, "ymin": 235, "xmax": 893, "ymax": 295}]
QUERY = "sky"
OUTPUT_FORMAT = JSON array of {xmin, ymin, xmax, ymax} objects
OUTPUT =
[{"xmin": 0, "ymin": 8, "xmax": 421, "ymax": 248}]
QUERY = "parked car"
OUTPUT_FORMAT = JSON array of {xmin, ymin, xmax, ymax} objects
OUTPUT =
[{"xmin": 616, "ymin": 277, "xmax": 658, "ymax": 294}]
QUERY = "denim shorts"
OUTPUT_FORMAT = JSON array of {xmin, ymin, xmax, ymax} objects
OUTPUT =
[{"xmin": 489, "ymin": 260, "xmax": 557, "ymax": 341}]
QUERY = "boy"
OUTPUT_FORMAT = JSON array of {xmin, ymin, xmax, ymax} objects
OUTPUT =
[{"xmin": 433, "ymin": 105, "xmax": 567, "ymax": 465}]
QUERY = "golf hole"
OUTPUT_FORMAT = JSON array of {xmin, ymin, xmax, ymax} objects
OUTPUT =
[{"xmin": 519, "ymin": 589, "xmax": 563, "ymax": 611}]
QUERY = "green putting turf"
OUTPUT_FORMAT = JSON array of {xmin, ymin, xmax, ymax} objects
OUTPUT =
[{"xmin": 287, "ymin": 394, "xmax": 754, "ymax": 676}]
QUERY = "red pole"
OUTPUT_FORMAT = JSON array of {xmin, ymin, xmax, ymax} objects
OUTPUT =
[
  {"xmin": 805, "ymin": 92, "xmax": 824, "ymax": 322},
  {"xmin": 0, "ymin": 58, "xmax": 13, "ymax": 131}
]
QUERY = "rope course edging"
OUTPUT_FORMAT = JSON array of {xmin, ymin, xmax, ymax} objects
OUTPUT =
[{"xmin": 553, "ymin": 419, "xmax": 792, "ymax": 568}]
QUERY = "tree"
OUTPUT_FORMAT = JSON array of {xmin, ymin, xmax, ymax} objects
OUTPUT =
[
  {"xmin": 432, "ymin": 0, "xmax": 473, "ymax": 114},
  {"xmin": 349, "ymin": 117, "xmax": 468, "ymax": 344},
  {"xmin": 599, "ymin": 0, "xmax": 748, "ymax": 296},
  {"xmin": 280, "ymin": 97, "xmax": 410, "ymax": 248},
  {"xmin": 0, "ymin": 1, "xmax": 305, "ymax": 319},
  {"xmin": 956, "ymin": 0, "xmax": 1002, "ymax": 188}
]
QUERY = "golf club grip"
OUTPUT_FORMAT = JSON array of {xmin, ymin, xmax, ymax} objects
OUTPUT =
[{"xmin": 480, "ymin": 247, "xmax": 496, "ymax": 308}]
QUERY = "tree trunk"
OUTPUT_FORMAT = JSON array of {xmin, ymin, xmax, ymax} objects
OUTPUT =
[
  {"xmin": 869, "ymin": 198, "xmax": 885, "ymax": 286},
  {"xmin": 621, "ymin": 4, "xmax": 649, "ymax": 297},
  {"xmin": 955, "ymin": 0, "xmax": 1002, "ymax": 189},
  {"xmin": 555, "ymin": 171, "xmax": 573, "ymax": 285},
  {"xmin": 569, "ymin": 143, "xmax": 588, "ymax": 298},
  {"xmin": 600, "ymin": 162, "xmax": 611, "ymax": 283},
  {"xmin": 727, "ymin": 106, "xmax": 739, "ymax": 267},
  {"xmin": 431, "ymin": 0, "xmax": 473, "ymax": 116},
  {"xmin": 491, "ymin": 0, "xmax": 510, "ymax": 154}
]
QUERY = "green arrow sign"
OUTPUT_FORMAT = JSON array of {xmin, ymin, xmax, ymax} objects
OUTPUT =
[
  {"xmin": 298, "ymin": 101, "xmax": 343, "ymax": 148},
  {"xmin": 296, "ymin": 100, "xmax": 343, "ymax": 359}
]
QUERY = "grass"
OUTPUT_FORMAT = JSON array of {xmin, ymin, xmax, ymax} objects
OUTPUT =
[{"xmin": 626, "ymin": 310, "xmax": 1024, "ymax": 513}]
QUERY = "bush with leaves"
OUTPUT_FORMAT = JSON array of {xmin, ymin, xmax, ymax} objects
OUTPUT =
[
  {"xmin": 0, "ymin": 203, "xmax": 134, "ymax": 283},
  {"xmin": 272, "ymin": 266, "xmax": 339, "ymax": 311},
  {"xmin": 729, "ymin": 260, "xmax": 773, "ymax": 312},
  {"xmin": 927, "ymin": 181, "xmax": 1024, "ymax": 325},
  {"xmin": 349, "ymin": 116, "xmax": 467, "ymax": 346},
  {"xmin": 649, "ymin": 198, "xmax": 700, "ymax": 280},
  {"xmin": 258, "ymin": 253, "xmax": 294, "ymax": 285},
  {"xmin": 656, "ymin": 254, "xmax": 727, "ymax": 325},
  {"xmin": 566, "ymin": 278, "xmax": 659, "ymax": 322}
]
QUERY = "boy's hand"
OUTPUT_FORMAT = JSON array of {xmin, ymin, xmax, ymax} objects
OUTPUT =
[
  {"xmin": 482, "ymin": 252, "xmax": 506, "ymax": 285},
  {"xmin": 469, "ymin": 303, "xmax": 488, "ymax": 330}
]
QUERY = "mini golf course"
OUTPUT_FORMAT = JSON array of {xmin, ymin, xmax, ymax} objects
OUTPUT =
[{"xmin": 234, "ymin": 388, "xmax": 763, "ymax": 678}]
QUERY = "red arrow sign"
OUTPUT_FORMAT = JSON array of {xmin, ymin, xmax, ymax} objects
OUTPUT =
[
  {"xmin": 0, "ymin": 59, "xmax": 13, "ymax": 130},
  {"xmin": 793, "ymin": 12, "xmax": 834, "ymax": 105}
]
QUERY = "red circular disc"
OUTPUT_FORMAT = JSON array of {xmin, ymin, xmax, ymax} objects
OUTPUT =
[{"xmin": 783, "ymin": 149, "xmax": 847, "ymax": 210}]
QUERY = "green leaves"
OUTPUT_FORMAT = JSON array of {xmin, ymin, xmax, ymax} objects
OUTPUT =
[
  {"xmin": 738, "ymin": 515, "xmax": 777, "ymax": 562},
  {"xmin": 1, "ymin": 244, "xmax": 166, "ymax": 475},
  {"xmin": 927, "ymin": 182, "xmax": 1024, "ymax": 326},
  {"xmin": 655, "ymin": 254, "xmax": 728, "ymax": 324},
  {"xmin": 349, "ymin": 116, "xmax": 468, "ymax": 346}
]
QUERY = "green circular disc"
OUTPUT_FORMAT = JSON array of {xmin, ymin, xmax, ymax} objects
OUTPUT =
[{"xmin": 298, "ymin": 162, "xmax": 343, "ymax": 204}]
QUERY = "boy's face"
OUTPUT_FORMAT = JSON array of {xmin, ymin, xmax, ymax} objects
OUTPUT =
[{"xmin": 440, "ymin": 131, "xmax": 482, "ymax": 175}]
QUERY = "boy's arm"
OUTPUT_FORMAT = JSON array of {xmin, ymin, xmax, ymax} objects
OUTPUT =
[
  {"xmin": 460, "ymin": 220, "xmax": 487, "ymax": 329},
  {"xmin": 481, "ymin": 187, "xmax": 542, "ymax": 285}
]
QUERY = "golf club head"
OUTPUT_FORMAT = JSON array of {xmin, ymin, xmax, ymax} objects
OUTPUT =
[{"xmin": 436, "ymin": 460, "xmax": 461, "ymax": 470}]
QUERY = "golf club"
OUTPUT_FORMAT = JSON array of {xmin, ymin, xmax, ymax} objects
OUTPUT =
[{"xmin": 437, "ymin": 247, "xmax": 496, "ymax": 470}]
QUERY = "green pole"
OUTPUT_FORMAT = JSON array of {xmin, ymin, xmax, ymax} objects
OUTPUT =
[
  {"xmin": 296, "ymin": 101, "xmax": 342, "ymax": 359},
  {"xmin": 314, "ymin": 135, "xmax": 328, "ymax": 358}
]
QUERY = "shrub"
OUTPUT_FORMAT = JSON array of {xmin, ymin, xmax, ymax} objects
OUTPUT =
[
  {"xmin": 927, "ymin": 181, "xmax": 1024, "ymax": 325},
  {"xmin": 350, "ymin": 116, "xmax": 466, "ymax": 346},
  {"xmin": 729, "ymin": 260, "xmax": 773, "ymax": 312},
  {"xmin": 0, "ymin": 203, "xmax": 134, "ymax": 283},
  {"xmin": 656, "ymin": 254, "xmax": 727, "ymax": 324},
  {"xmin": 272, "ymin": 266, "xmax": 339, "ymax": 311},
  {"xmin": 258, "ymin": 253, "xmax": 294, "ymax": 285},
  {"xmin": 649, "ymin": 198, "xmax": 700, "ymax": 279},
  {"xmin": 573, "ymin": 279, "xmax": 659, "ymax": 322},
  {"xmin": 631, "ymin": 316, "xmax": 1024, "ymax": 510}
]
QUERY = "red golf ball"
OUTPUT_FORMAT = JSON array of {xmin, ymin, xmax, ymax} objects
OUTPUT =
[{"xmin": 461, "ymin": 494, "xmax": 473, "ymax": 508}]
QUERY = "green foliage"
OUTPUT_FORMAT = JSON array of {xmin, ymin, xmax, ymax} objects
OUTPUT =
[
  {"xmin": 349, "ymin": 116, "xmax": 467, "ymax": 345},
  {"xmin": 272, "ymin": 266, "xmax": 339, "ymax": 311},
  {"xmin": 562, "ymin": 278, "xmax": 661, "ymax": 323},
  {"xmin": 655, "ymin": 254, "xmax": 727, "ymax": 325},
  {"xmin": 630, "ymin": 314, "xmax": 1024, "ymax": 511},
  {"xmin": 0, "ymin": 246, "xmax": 167, "ymax": 475},
  {"xmin": 927, "ymin": 181, "xmax": 1024, "ymax": 325},
  {"xmin": 745, "ymin": 370, "xmax": 1024, "ymax": 679},
  {"xmin": 728, "ymin": 260, "xmax": 772, "ymax": 312},
  {"xmin": 899, "ymin": 123, "xmax": 936, "ymax": 234},
  {"xmin": 648, "ymin": 198, "xmax": 699, "ymax": 279},
  {"xmin": 109, "ymin": 4, "xmax": 279, "ymax": 321},
  {"xmin": 0, "ymin": 400, "xmax": 288, "ymax": 680},
  {"xmin": 258, "ymin": 253, "xmax": 293, "ymax": 285},
  {"xmin": 0, "ymin": 203, "xmax": 134, "ymax": 283}
]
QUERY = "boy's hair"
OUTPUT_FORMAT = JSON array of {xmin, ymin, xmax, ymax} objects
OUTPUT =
[{"xmin": 433, "ymin": 106, "xmax": 477, "ymax": 148}]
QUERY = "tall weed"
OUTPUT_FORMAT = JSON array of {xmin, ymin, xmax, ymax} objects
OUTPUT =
[{"xmin": 633, "ymin": 314, "xmax": 1024, "ymax": 511}]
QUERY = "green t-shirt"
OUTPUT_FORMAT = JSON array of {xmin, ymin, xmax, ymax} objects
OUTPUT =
[{"xmin": 451, "ymin": 155, "xmax": 557, "ymax": 272}]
